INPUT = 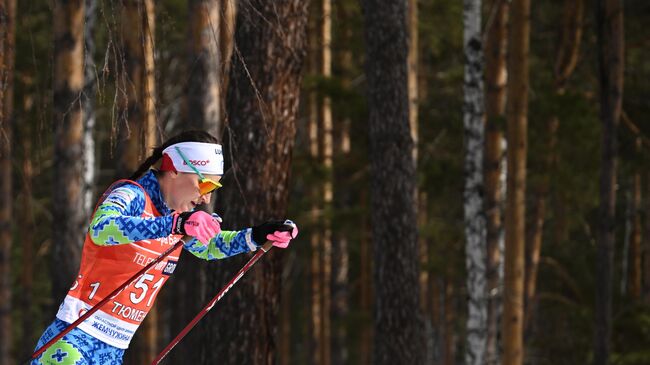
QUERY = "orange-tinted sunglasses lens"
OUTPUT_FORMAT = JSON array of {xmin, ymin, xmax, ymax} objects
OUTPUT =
[{"xmin": 199, "ymin": 178, "xmax": 222, "ymax": 195}]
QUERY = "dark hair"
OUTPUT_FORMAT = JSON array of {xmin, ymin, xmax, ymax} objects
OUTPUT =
[{"xmin": 129, "ymin": 130, "xmax": 219, "ymax": 180}]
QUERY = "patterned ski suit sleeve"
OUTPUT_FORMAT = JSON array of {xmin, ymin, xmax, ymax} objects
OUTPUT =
[
  {"xmin": 183, "ymin": 228, "xmax": 256, "ymax": 260},
  {"xmin": 89, "ymin": 184, "xmax": 174, "ymax": 246}
]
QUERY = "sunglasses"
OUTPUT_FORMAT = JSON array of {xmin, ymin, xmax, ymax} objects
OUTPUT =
[{"xmin": 174, "ymin": 147, "xmax": 223, "ymax": 195}]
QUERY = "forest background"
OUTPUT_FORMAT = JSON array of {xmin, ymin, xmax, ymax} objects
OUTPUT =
[{"xmin": 0, "ymin": 0, "xmax": 649, "ymax": 365}]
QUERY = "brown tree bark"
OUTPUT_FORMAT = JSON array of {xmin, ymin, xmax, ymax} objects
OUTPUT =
[
  {"xmin": 627, "ymin": 138, "xmax": 642, "ymax": 299},
  {"xmin": 307, "ymin": 9, "xmax": 323, "ymax": 364},
  {"xmin": 52, "ymin": 0, "xmax": 85, "ymax": 309},
  {"xmin": 116, "ymin": 0, "xmax": 157, "ymax": 178},
  {"xmin": 19, "ymin": 108, "xmax": 35, "ymax": 357},
  {"xmin": 644, "ymin": 171, "xmax": 650, "ymax": 303},
  {"xmin": 118, "ymin": 2, "xmax": 158, "ymax": 363},
  {"xmin": 0, "ymin": 0, "xmax": 15, "ymax": 362},
  {"xmin": 361, "ymin": 0, "xmax": 426, "ymax": 362},
  {"xmin": 359, "ymin": 193, "xmax": 372, "ymax": 365},
  {"xmin": 186, "ymin": 0, "xmax": 222, "ymax": 135},
  {"xmin": 594, "ymin": 0, "xmax": 624, "ymax": 364},
  {"xmin": 503, "ymin": 0, "xmax": 530, "ymax": 363},
  {"xmin": 320, "ymin": 1, "xmax": 333, "ymax": 363},
  {"xmin": 202, "ymin": 1, "xmax": 308, "ymax": 363}
]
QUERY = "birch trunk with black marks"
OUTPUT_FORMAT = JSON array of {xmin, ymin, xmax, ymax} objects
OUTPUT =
[
  {"xmin": 82, "ymin": 0, "xmax": 96, "ymax": 233},
  {"xmin": 463, "ymin": 0, "xmax": 487, "ymax": 364},
  {"xmin": 484, "ymin": 0, "xmax": 508, "ymax": 361}
]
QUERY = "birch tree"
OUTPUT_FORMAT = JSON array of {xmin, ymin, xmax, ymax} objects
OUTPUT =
[
  {"xmin": 463, "ymin": 0, "xmax": 487, "ymax": 364},
  {"xmin": 484, "ymin": 0, "xmax": 508, "ymax": 361},
  {"xmin": 82, "ymin": 0, "xmax": 96, "ymax": 237}
]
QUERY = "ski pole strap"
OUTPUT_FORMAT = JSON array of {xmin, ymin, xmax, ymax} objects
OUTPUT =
[
  {"xmin": 151, "ymin": 241, "xmax": 273, "ymax": 365},
  {"xmin": 29, "ymin": 239, "xmax": 186, "ymax": 362}
]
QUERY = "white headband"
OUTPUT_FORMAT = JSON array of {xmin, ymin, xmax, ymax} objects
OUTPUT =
[{"xmin": 162, "ymin": 142, "xmax": 224, "ymax": 175}]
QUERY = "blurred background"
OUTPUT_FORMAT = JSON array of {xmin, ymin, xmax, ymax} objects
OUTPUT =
[{"xmin": 0, "ymin": 0, "xmax": 649, "ymax": 364}]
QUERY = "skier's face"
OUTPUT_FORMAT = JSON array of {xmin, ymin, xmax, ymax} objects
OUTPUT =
[{"xmin": 162, "ymin": 171, "xmax": 222, "ymax": 212}]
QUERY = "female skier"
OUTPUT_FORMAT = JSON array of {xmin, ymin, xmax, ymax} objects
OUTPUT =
[{"xmin": 32, "ymin": 130, "xmax": 298, "ymax": 364}]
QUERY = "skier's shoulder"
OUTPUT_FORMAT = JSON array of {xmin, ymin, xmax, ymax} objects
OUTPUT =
[{"xmin": 101, "ymin": 180, "xmax": 147, "ymax": 212}]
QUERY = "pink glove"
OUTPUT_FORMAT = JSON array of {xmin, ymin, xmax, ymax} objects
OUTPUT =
[
  {"xmin": 172, "ymin": 211, "xmax": 221, "ymax": 245},
  {"xmin": 251, "ymin": 220, "xmax": 299, "ymax": 248}
]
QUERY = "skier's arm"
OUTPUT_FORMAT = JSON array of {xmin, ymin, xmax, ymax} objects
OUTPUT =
[
  {"xmin": 183, "ymin": 220, "xmax": 299, "ymax": 260},
  {"xmin": 89, "ymin": 185, "xmax": 174, "ymax": 246},
  {"xmin": 183, "ymin": 229, "xmax": 256, "ymax": 260}
]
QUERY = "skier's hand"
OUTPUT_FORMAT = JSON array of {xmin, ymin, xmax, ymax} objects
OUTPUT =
[
  {"xmin": 172, "ymin": 211, "xmax": 221, "ymax": 245},
  {"xmin": 251, "ymin": 220, "xmax": 298, "ymax": 249}
]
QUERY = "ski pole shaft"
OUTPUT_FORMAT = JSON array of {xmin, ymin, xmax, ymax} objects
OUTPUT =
[
  {"xmin": 151, "ymin": 241, "xmax": 274, "ymax": 365},
  {"xmin": 29, "ymin": 239, "xmax": 185, "ymax": 362}
]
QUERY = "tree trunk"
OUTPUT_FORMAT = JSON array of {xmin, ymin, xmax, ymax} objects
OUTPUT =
[
  {"xmin": 18, "ymin": 93, "xmax": 35, "ymax": 357},
  {"xmin": 627, "ymin": 138, "xmax": 642, "ymax": 299},
  {"xmin": 359, "ymin": 196, "xmax": 372, "ymax": 365},
  {"xmin": 116, "ymin": 0, "xmax": 157, "ymax": 178},
  {"xmin": 177, "ymin": 2, "xmax": 237, "ymax": 362},
  {"xmin": 408, "ymin": 0, "xmax": 418, "ymax": 163},
  {"xmin": 463, "ymin": 0, "xmax": 487, "ymax": 364},
  {"xmin": 503, "ymin": 0, "xmax": 530, "ymax": 363},
  {"xmin": 219, "ymin": 0, "xmax": 236, "ymax": 89},
  {"xmin": 186, "ymin": 0, "xmax": 222, "ymax": 135},
  {"xmin": 307, "ymin": 9, "xmax": 323, "ymax": 364},
  {"xmin": 82, "ymin": 0, "xmax": 96, "ymax": 247},
  {"xmin": 52, "ymin": 0, "xmax": 85, "ymax": 309},
  {"xmin": 361, "ymin": 0, "xmax": 426, "ymax": 363},
  {"xmin": 594, "ymin": 0, "xmax": 623, "ymax": 364},
  {"xmin": 320, "ymin": 0, "xmax": 333, "ymax": 363},
  {"xmin": 642, "ymin": 173, "xmax": 650, "ymax": 304},
  {"xmin": 644, "ymin": 172, "xmax": 650, "ymax": 303},
  {"xmin": 443, "ymin": 279, "xmax": 456, "ymax": 365},
  {"xmin": 0, "ymin": 0, "xmax": 15, "ymax": 362},
  {"xmin": 202, "ymin": 2, "xmax": 308, "ymax": 364},
  {"xmin": 332, "ymin": 5, "xmax": 354, "ymax": 362},
  {"xmin": 484, "ymin": 1, "xmax": 508, "ymax": 362},
  {"xmin": 118, "ymin": 1, "xmax": 158, "ymax": 363}
]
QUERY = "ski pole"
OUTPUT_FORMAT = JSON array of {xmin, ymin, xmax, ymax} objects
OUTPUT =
[
  {"xmin": 150, "ymin": 241, "xmax": 274, "ymax": 365},
  {"xmin": 28, "ymin": 239, "xmax": 186, "ymax": 362}
]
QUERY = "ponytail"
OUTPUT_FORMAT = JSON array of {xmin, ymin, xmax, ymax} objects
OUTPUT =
[
  {"xmin": 128, "ymin": 130, "xmax": 220, "ymax": 180},
  {"xmin": 129, "ymin": 146, "xmax": 165, "ymax": 180}
]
